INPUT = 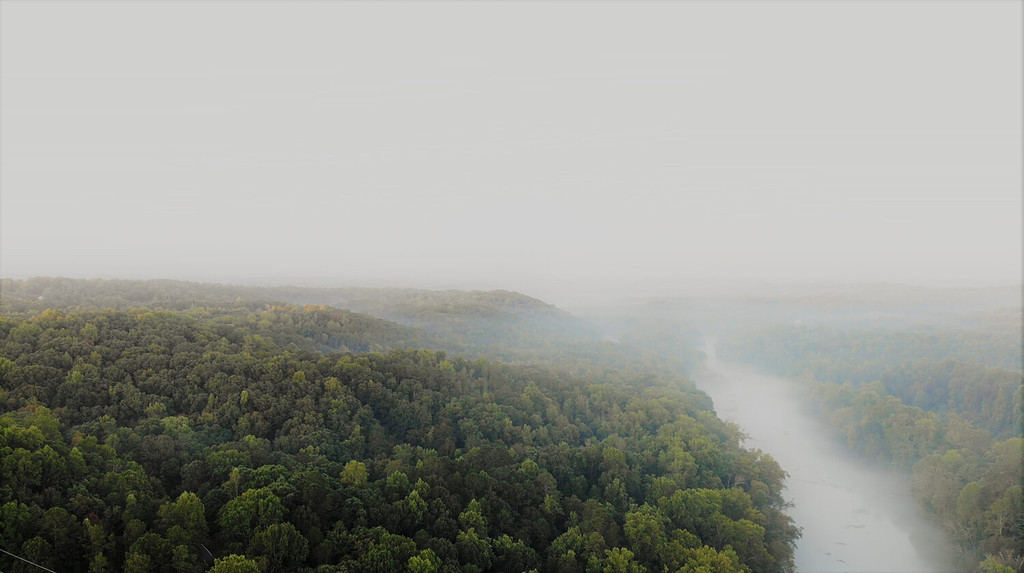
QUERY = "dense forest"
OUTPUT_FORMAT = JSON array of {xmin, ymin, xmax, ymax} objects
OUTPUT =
[
  {"xmin": 0, "ymin": 278, "xmax": 798, "ymax": 572},
  {"xmin": 720, "ymin": 325, "xmax": 1021, "ymax": 439},
  {"xmin": 0, "ymin": 278, "xmax": 702, "ymax": 381},
  {"xmin": 719, "ymin": 323, "xmax": 1023, "ymax": 572}
]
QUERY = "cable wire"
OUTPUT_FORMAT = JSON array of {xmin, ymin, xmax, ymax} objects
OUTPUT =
[{"xmin": 0, "ymin": 547, "xmax": 57, "ymax": 573}]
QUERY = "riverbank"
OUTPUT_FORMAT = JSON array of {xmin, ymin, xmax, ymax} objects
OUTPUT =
[{"xmin": 693, "ymin": 342, "xmax": 954, "ymax": 573}]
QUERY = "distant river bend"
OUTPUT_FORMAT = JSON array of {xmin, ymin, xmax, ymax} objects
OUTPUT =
[{"xmin": 692, "ymin": 341, "xmax": 953, "ymax": 573}]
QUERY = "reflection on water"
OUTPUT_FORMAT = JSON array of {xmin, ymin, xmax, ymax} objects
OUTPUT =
[{"xmin": 694, "ymin": 342, "xmax": 954, "ymax": 573}]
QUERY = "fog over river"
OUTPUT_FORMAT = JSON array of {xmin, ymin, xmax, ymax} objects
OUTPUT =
[{"xmin": 694, "ymin": 342, "xmax": 954, "ymax": 573}]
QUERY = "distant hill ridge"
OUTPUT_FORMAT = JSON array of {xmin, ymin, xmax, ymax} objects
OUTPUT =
[
  {"xmin": 261, "ymin": 286, "xmax": 565, "ymax": 321},
  {"xmin": 0, "ymin": 278, "xmax": 559, "ymax": 317},
  {"xmin": 0, "ymin": 275, "xmax": 702, "ymax": 383}
]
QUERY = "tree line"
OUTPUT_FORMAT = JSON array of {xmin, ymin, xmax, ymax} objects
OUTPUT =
[{"xmin": 1, "ymin": 302, "xmax": 798, "ymax": 572}]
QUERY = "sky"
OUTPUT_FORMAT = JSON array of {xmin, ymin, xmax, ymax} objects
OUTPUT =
[{"xmin": 2, "ymin": 1, "xmax": 1020, "ymax": 302}]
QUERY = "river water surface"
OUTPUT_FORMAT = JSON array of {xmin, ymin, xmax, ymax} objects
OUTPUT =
[{"xmin": 693, "ymin": 342, "xmax": 953, "ymax": 573}]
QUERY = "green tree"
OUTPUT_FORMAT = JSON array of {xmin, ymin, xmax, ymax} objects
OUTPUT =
[
  {"xmin": 603, "ymin": 547, "xmax": 646, "ymax": 573},
  {"xmin": 208, "ymin": 554, "xmax": 261, "ymax": 573},
  {"xmin": 340, "ymin": 460, "xmax": 368, "ymax": 486},
  {"xmin": 623, "ymin": 505, "xmax": 667, "ymax": 568},
  {"xmin": 678, "ymin": 545, "xmax": 746, "ymax": 573},
  {"xmin": 408, "ymin": 548, "xmax": 441, "ymax": 573},
  {"xmin": 218, "ymin": 488, "xmax": 284, "ymax": 546},
  {"xmin": 457, "ymin": 527, "xmax": 494, "ymax": 571},
  {"xmin": 459, "ymin": 498, "xmax": 488, "ymax": 534},
  {"xmin": 249, "ymin": 522, "xmax": 309, "ymax": 573},
  {"xmin": 158, "ymin": 491, "xmax": 208, "ymax": 545},
  {"xmin": 977, "ymin": 556, "xmax": 1016, "ymax": 573}
]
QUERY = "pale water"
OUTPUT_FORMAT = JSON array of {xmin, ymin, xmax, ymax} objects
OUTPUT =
[{"xmin": 693, "ymin": 342, "xmax": 954, "ymax": 573}]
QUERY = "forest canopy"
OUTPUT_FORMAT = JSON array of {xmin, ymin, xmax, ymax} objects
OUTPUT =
[{"xmin": 0, "ymin": 278, "xmax": 798, "ymax": 572}]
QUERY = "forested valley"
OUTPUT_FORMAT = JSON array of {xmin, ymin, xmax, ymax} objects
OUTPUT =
[
  {"xmin": 4, "ymin": 0, "xmax": 1019, "ymax": 570},
  {"xmin": 0, "ymin": 278, "xmax": 797, "ymax": 573},
  {"xmin": 714, "ymin": 304, "xmax": 1022, "ymax": 573}
]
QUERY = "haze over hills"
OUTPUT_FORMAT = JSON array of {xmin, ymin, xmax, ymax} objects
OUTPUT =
[
  {"xmin": 0, "ymin": 277, "xmax": 796, "ymax": 572},
  {"xmin": 2, "ymin": 276, "xmax": 1020, "ymax": 572},
  {"xmin": 2, "ymin": 3, "xmax": 1020, "ymax": 299},
  {"xmin": 2, "ymin": 1, "xmax": 1020, "ymax": 571},
  {"xmin": 0, "ymin": 276, "xmax": 704, "ymax": 385}
]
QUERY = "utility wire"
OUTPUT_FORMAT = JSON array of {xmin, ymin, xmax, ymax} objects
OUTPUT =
[{"xmin": 0, "ymin": 547, "xmax": 57, "ymax": 573}]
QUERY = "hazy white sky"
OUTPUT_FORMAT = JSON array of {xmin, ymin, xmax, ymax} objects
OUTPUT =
[{"xmin": 2, "ymin": 1, "xmax": 1020, "ymax": 300}]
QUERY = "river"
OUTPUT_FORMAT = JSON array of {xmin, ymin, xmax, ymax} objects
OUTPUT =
[{"xmin": 693, "ymin": 342, "xmax": 954, "ymax": 573}]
